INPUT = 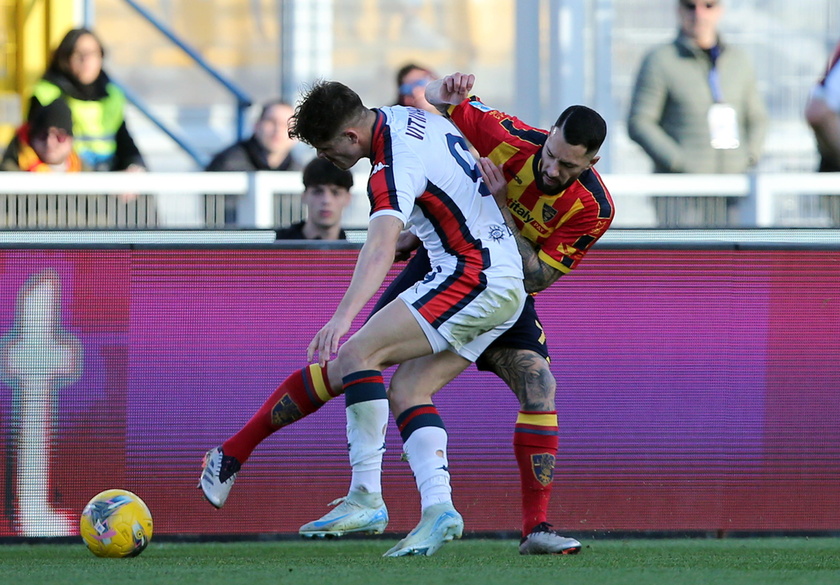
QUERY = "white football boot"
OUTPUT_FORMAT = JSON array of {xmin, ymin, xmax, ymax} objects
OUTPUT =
[
  {"xmin": 198, "ymin": 446, "xmax": 241, "ymax": 509},
  {"xmin": 382, "ymin": 502, "xmax": 463, "ymax": 557},
  {"xmin": 518, "ymin": 522, "xmax": 582, "ymax": 555},
  {"xmin": 299, "ymin": 489, "xmax": 389, "ymax": 538}
]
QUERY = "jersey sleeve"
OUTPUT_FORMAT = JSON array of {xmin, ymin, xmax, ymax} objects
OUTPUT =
[
  {"xmin": 537, "ymin": 210, "xmax": 612, "ymax": 274},
  {"xmin": 447, "ymin": 98, "xmax": 511, "ymax": 157},
  {"xmin": 367, "ymin": 141, "xmax": 427, "ymax": 227},
  {"xmin": 449, "ymin": 97, "xmax": 548, "ymax": 159}
]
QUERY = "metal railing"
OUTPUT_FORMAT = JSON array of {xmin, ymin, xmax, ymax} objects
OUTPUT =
[
  {"xmin": 0, "ymin": 171, "xmax": 839, "ymax": 230},
  {"xmin": 83, "ymin": 0, "xmax": 253, "ymax": 168}
]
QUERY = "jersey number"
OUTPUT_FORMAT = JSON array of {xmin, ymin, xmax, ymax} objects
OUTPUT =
[{"xmin": 446, "ymin": 133, "xmax": 491, "ymax": 197}]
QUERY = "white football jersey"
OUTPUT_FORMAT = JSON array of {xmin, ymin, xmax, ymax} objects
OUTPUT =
[{"xmin": 366, "ymin": 106, "xmax": 523, "ymax": 284}]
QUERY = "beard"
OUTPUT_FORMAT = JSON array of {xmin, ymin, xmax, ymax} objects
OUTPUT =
[{"xmin": 535, "ymin": 171, "xmax": 572, "ymax": 195}]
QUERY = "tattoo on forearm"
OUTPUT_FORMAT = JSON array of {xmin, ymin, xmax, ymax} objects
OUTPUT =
[{"xmin": 500, "ymin": 207, "xmax": 560, "ymax": 293}]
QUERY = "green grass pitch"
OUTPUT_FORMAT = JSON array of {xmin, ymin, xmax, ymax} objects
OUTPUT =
[{"xmin": 3, "ymin": 537, "xmax": 840, "ymax": 585}]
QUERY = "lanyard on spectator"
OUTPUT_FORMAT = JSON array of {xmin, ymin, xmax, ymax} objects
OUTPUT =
[{"xmin": 708, "ymin": 45, "xmax": 724, "ymax": 103}]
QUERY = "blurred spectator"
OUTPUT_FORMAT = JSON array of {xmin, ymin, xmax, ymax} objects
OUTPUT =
[
  {"xmin": 805, "ymin": 40, "xmax": 840, "ymax": 172},
  {"xmin": 29, "ymin": 28, "xmax": 146, "ymax": 172},
  {"xmin": 394, "ymin": 63, "xmax": 438, "ymax": 113},
  {"xmin": 206, "ymin": 100, "xmax": 301, "ymax": 172},
  {"xmin": 805, "ymin": 39, "xmax": 840, "ymax": 225},
  {"xmin": 275, "ymin": 158, "xmax": 353, "ymax": 240},
  {"xmin": 206, "ymin": 100, "xmax": 302, "ymax": 225},
  {"xmin": 627, "ymin": 0, "xmax": 767, "ymax": 226},
  {"xmin": 1, "ymin": 100, "xmax": 85, "ymax": 172}
]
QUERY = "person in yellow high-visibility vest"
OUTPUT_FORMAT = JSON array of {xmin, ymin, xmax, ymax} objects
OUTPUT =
[{"xmin": 28, "ymin": 28, "xmax": 146, "ymax": 172}]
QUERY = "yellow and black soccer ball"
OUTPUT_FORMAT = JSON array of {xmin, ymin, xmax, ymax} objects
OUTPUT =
[{"xmin": 79, "ymin": 489, "xmax": 153, "ymax": 558}]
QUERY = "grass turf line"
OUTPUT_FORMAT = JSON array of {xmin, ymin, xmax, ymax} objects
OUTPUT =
[{"xmin": 3, "ymin": 537, "xmax": 840, "ymax": 585}]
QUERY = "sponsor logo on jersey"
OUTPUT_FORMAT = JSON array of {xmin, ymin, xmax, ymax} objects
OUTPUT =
[
  {"xmin": 406, "ymin": 108, "xmax": 427, "ymax": 140},
  {"xmin": 371, "ymin": 162, "xmax": 389, "ymax": 175},
  {"xmin": 468, "ymin": 100, "xmax": 496, "ymax": 113},
  {"xmin": 510, "ymin": 200, "xmax": 550, "ymax": 235}
]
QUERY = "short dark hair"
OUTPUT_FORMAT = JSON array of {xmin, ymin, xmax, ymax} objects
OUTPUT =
[
  {"xmin": 553, "ymin": 105, "xmax": 607, "ymax": 155},
  {"xmin": 30, "ymin": 99, "xmax": 74, "ymax": 139},
  {"xmin": 288, "ymin": 80, "xmax": 367, "ymax": 146},
  {"xmin": 302, "ymin": 157, "xmax": 354, "ymax": 191}
]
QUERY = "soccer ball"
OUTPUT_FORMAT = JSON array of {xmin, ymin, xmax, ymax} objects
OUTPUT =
[{"xmin": 79, "ymin": 489, "xmax": 154, "ymax": 558}]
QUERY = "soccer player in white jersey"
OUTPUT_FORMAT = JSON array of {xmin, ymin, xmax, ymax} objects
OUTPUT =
[{"xmin": 199, "ymin": 80, "xmax": 526, "ymax": 557}]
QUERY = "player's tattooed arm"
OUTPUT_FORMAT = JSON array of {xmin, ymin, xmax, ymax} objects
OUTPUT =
[
  {"xmin": 497, "ymin": 207, "xmax": 563, "ymax": 294},
  {"xmin": 477, "ymin": 158, "xmax": 563, "ymax": 293}
]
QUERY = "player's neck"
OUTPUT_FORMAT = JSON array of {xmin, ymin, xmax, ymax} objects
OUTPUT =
[{"xmin": 358, "ymin": 109, "xmax": 377, "ymax": 158}]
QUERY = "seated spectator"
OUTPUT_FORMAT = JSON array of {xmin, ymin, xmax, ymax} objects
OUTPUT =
[
  {"xmin": 0, "ymin": 99, "xmax": 157, "ymax": 228},
  {"xmin": 206, "ymin": 100, "xmax": 301, "ymax": 172},
  {"xmin": 1, "ymin": 99, "xmax": 85, "ymax": 172},
  {"xmin": 275, "ymin": 158, "xmax": 353, "ymax": 240},
  {"xmin": 206, "ymin": 100, "xmax": 302, "ymax": 225},
  {"xmin": 394, "ymin": 63, "xmax": 438, "ymax": 113},
  {"xmin": 29, "ymin": 27, "xmax": 146, "ymax": 172}
]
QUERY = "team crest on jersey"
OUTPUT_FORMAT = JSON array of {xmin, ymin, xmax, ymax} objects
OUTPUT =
[
  {"xmin": 271, "ymin": 394, "xmax": 303, "ymax": 427},
  {"xmin": 468, "ymin": 100, "xmax": 496, "ymax": 113},
  {"xmin": 542, "ymin": 204, "xmax": 558, "ymax": 223},
  {"xmin": 488, "ymin": 224, "xmax": 507, "ymax": 242},
  {"xmin": 531, "ymin": 453, "xmax": 556, "ymax": 486}
]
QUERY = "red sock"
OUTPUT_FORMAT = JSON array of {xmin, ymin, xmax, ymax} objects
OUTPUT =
[
  {"xmin": 222, "ymin": 363, "xmax": 339, "ymax": 464},
  {"xmin": 513, "ymin": 410, "xmax": 559, "ymax": 536}
]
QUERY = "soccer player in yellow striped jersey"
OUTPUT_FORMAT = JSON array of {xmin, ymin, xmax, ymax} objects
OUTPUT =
[
  {"xmin": 426, "ymin": 73, "xmax": 614, "ymax": 553},
  {"xmin": 445, "ymin": 80, "xmax": 613, "ymax": 280}
]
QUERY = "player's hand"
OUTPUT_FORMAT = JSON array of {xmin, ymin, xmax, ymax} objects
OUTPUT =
[
  {"xmin": 307, "ymin": 315, "xmax": 352, "ymax": 367},
  {"xmin": 394, "ymin": 230, "xmax": 421, "ymax": 262},
  {"xmin": 478, "ymin": 157, "xmax": 508, "ymax": 209},
  {"xmin": 439, "ymin": 72, "xmax": 475, "ymax": 104}
]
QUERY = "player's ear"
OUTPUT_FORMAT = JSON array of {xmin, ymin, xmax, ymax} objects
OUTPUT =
[
  {"xmin": 588, "ymin": 155, "xmax": 601, "ymax": 168},
  {"xmin": 344, "ymin": 130, "xmax": 359, "ymax": 144}
]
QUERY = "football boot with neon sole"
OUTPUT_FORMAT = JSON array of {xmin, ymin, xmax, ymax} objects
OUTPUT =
[
  {"xmin": 519, "ymin": 522, "xmax": 581, "ymax": 555},
  {"xmin": 382, "ymin": 502, "xmax": 464, "ymax": 557},
  {"xmin": 198, "ymin": 446, "xmax": 241, "ymax": 509},
  {"xmin": 299, "ymin": 489, "xmax": 389, "ymax": 538}
]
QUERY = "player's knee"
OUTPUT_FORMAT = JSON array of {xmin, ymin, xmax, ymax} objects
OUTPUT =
[
  {"xmin": 520, "ymin": 363, "xmax": 556, "ymax": 407},
  {"xmin": 528, "ymin": 363, "xmax": 556, "ymax": 390},
  {"xmin": 335, "ymin": 338, "xmax": 378, "ymax": 374}
]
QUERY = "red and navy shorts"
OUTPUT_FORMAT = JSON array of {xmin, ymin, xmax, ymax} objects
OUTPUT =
[{"xmin": 369, "ymin": 246, "xmax": 549, "ymax": 371}]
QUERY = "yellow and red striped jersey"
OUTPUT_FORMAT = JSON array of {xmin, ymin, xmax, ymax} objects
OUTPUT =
[{"xmin": 449, "ymin": 98, "xmax": 614, "ymax": 274}]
